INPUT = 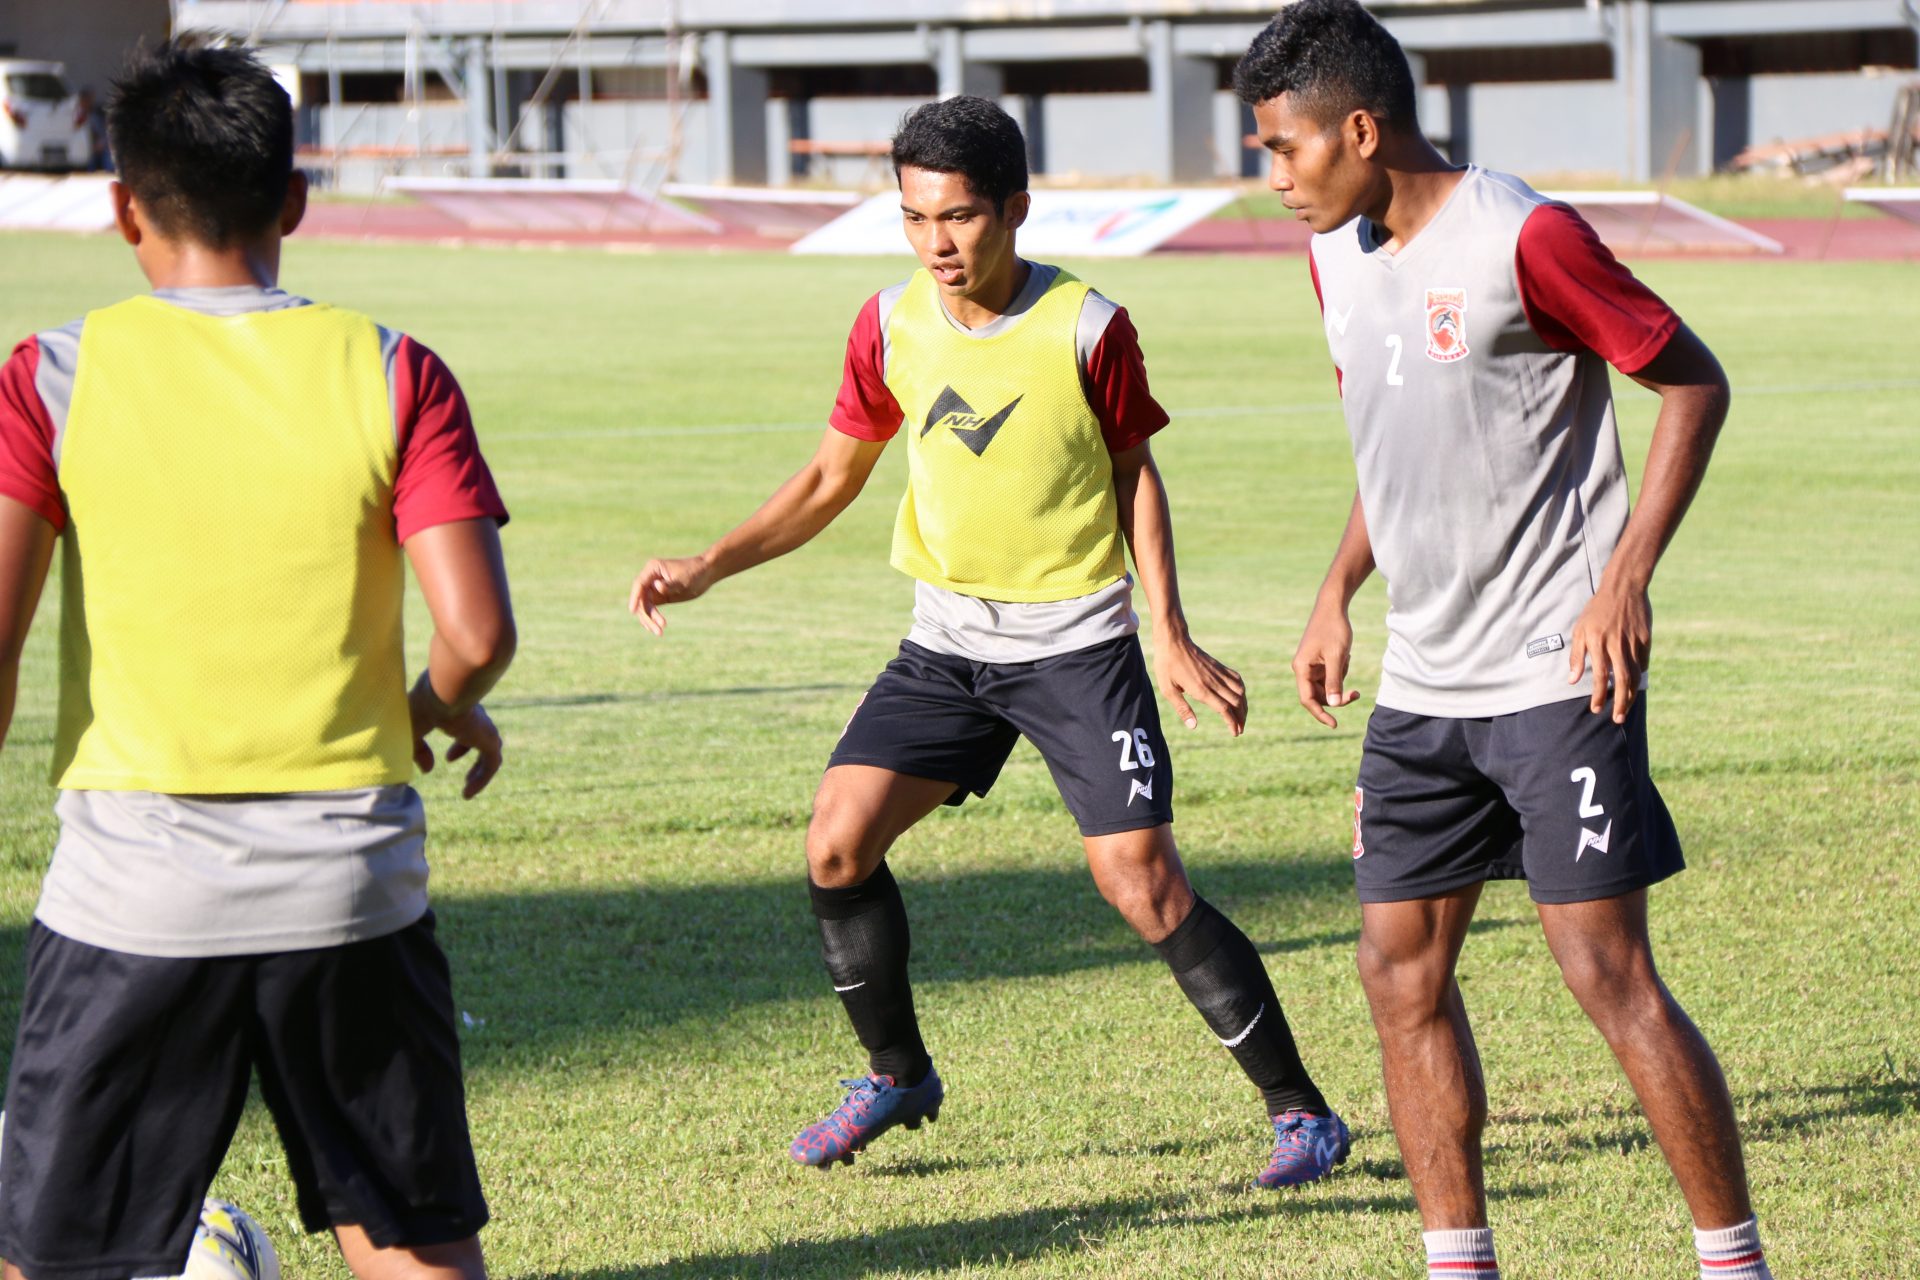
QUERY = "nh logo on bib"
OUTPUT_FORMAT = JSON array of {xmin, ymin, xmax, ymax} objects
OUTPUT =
[
  {"xmin": 922, "ymin": 385, "xmax": 1023, "ymax": 456},
  {"xmin": 1425, "ymin": 288, "xmax": 1469, "ymax": 363}
]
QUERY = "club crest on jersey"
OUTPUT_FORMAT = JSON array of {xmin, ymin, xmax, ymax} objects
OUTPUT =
[
  {"xmin": 1424, "ymin": 288, "xmax": 1469, "ymax": 363},
  {"xmin": 921, "ymin": 385, "xmax": 1023, "ymax": 456}
]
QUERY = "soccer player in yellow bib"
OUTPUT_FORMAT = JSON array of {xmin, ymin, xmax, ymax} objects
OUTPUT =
[
  {"xmin": 632, "ymin": 97, "xmax": 1348, "ymax": 1186},
  {"xmin": 0, "ymin": 42, "xmax": 512, "ymax": 1280}
]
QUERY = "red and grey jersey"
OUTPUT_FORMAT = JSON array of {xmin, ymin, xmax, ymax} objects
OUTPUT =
[
  {"xmin": 1309, "ymin": 166, "xmax": 1681, "ymax": 717},
  {"xmin": 831, "ymin": 261, "xmax": 1169, "ymax": 663}
]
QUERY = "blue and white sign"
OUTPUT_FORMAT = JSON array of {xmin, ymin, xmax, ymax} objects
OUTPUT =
[{"xmin": 792, "ymin": 187, "xmax": 1239, "ymax": 258}]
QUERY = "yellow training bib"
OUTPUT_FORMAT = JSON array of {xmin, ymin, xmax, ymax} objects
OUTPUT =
[
  {"xmin": 883, "ymin": 268, "xmax": 1126, "ymax": 603},
  {"xmin": 53, "ymin": 296, "xmax": 413, "ymax": 792}
]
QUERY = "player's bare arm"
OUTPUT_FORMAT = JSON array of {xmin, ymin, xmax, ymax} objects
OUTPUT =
[
  {"xmin": 629, "ymin": 427, "xmax": 888, "ymax": 634},
  {"xmin": 407, "ymin": 516, "xmax": 517, "ymax": 798},
  {"xmin": 1111, "ymin": 441, "xmax": 1247, "ymax": 736},
  {"xmin": 1294, "ymin": 489, "xmax": 1376, "ymax": 729},
  {"xmin": 1567, "ymin": 324, "xmax": 1730, "ymax": 724},
  {"xmin": 0, "ymin": 496, "xmax": 56, "ymax": 752}
]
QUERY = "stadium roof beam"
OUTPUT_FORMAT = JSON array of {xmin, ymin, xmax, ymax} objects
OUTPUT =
[
  {"xmin": 729, "ymin": 30, "xmax": 935, "ymax": 68},
  {"xmin": 1172, "ymin": 9, "xmax": 1612, "ymax": 56},
  {"xmin": 1651, "ymin": 0, "xmax": 1918, "ymax": 39},
  {"xmin": 175, "ymin": 0, "xmax": 1498, "ymax": 42},
  {"xmin": 254, "ymin": 36, "xmax": 674, "ymax": 74}
]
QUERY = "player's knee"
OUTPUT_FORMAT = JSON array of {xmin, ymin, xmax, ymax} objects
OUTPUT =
[
  {"xmin": 1104, "ymin": 880, "xmax": 1180, "ymax": 941},
  {"xmin": 1355, "ymin": 933, "xmax": 1449, "ymax": 1017},
  {"xmin": 804, "ymin": 793, "xmax": 878, "ymax": 887},
  {"xmin": 1555, "ymin": 942, "xmax": 1661, "ymax": 1022}
]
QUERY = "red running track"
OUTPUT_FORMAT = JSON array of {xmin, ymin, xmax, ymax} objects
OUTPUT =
[{"xmin": 298, "ymin": 198, "xmax": 1920, "ymax": 262}]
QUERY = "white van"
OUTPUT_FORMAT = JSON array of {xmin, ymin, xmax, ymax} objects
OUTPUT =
[{"xmin": 0, "ymin": 60, "xmax": 91, "ymax": 170}]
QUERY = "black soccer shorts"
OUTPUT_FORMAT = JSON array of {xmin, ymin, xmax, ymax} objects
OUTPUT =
[
  {"xmin": 829, "ymin": 634, "xmax": 1175, "ymax": 836},
  {"xmin": 0, "ymin": 912, "xmax": 488, "ymax": 1280},
  {"xmin": 1351, "ymin": 695, "xmax": 1685, "ymax": 905}
]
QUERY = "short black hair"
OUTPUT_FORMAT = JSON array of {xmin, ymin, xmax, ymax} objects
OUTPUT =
[
  {"xmin": 890, "ymin": 96, "xmax": 1028, "ymax": 213},
  {"xmin": 107, "ymin": 38, "xmax": 295, "ymax": 247},
  {"xmin": 1232, "ymin": 0, "xmax": 1418, "ymax": 129}
]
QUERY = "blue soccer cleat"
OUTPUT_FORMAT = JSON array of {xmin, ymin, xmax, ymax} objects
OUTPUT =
[
  {"xmin": 1257, "ymin": 1109, "xmax": 1351, "ymax": 1188},
  {"xmin": 788, "ymin": 1065, "xmax": 944, "ymax": 1167}
]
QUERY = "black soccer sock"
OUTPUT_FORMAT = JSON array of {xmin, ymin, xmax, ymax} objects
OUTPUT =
[
  {"xmin": 809, "ymin": 861, "xmax": 931, "ymax": 1088},
  {"xmin": 1152, "ymin": 896, "xmax": 1329, "ymax": 1118}
]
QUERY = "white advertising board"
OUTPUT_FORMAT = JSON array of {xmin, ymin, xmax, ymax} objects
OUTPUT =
[
  {"xmin": 1844, "ymin": 186, "xmax": 1920, "ymax": 226},
  {"xmin": 0, "ymin": 175, "xmax": 115, "ymax": 233},
  {"xmin": 792, "ymin": 187, "xmax": 1239, "ymax": 257}
]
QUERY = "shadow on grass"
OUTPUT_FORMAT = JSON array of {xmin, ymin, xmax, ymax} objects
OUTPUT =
[
  {"xmin": 439, "ymin": 852, "xmax": 1366, "ymax": 1065},
  {"xmin": 1481, "ymin": 1070, "xmax": 1919, "ymax": 1164},
  {"xmin": 520, "ymin": 1183, "xmax": 1551, "ymax": 1279},
  {"xmin": 1259, "ymin": 914, "xmax": 1527, "ymax": 960}
]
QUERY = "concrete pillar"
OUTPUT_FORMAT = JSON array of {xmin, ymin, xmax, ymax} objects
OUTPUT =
[
  {"xmin": 325, "ymin": 60, "xmax": 343, "ymax": 152},
  {"xmin": 1708, "ymin": 75, "xmax": 1751, "ymax": 170},
  {"xmin": 1020, "ymin": 93, "xmax": 1047, "ymax": 174},
  {"xmin": 704, "ymin": 30, "xmax": 769, "ymax": 185},
  {"xmin": 1446, "ymin": 84, "xmax": 1472, "ymax": 165},
  {"xmin": 491, "ymin": 35, "xmax": 511, "ymax": 160},
  {"xmin": 463, "ymin": 37, "xmax": 491, "ymax": 177},
  {"xmin": 934, "ymin": 28, "xmax": 1005, "ymax": 100},
  {"xmin": 1144, "ymin": 19, "xmax": 1216, "ymax": 181},
  {"xmin": 1619, "ymin": 0, "xmax": 1702, "ymax": 180}
]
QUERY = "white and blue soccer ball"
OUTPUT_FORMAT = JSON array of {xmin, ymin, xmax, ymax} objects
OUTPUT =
[
  {"xmin": 181, "ymin": 1198, "xmax": 281, "ymax": 1280},
  {"xmin": 143, "ymin": 1198, "xmax": 282, "ymax": 1280}
]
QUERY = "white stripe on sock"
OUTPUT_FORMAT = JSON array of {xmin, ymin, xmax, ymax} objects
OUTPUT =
[{"xmin": 1219, "ymin": 1003, "xmax": 1264, "ymax": 1048}]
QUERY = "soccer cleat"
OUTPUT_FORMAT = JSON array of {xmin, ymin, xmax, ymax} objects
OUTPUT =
[
  {"xmin": 788, "ymin": 1065, "xmax": 944, "ymax": 1168},
  {"xmin": 1257, "ymin": 1109, "xmax": 1351, "ymax": 1188}
]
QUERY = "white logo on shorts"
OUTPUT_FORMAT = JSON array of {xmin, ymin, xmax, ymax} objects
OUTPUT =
[
  {"xmin": 1575, "ymin": 820, "xmax": 1613, "ymax": 862},
  {"xmin": 1128, "ymin": 774, "xmax": 1154, "ymax": 806}
]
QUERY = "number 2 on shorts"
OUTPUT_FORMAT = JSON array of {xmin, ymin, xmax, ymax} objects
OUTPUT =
[{"xmin": 1569, "ymin": 765, "xmax": 1606, "ymax": 819}]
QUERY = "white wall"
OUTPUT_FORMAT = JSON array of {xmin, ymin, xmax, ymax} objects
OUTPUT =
[
  {"xmin": 1746, "ymin": 72, "xmax": 1902, "ymax": 143},
  {"xmin": 1463, "ymin": 80, "xmax": 1628, "ymax": 177},
  {"xmin": 563, "ymin": 99, "xmax": 714, "ymax": 183},
  {"xmin": 1038, "ymin": 93, "xmax": 1159, "ymax": 179}
]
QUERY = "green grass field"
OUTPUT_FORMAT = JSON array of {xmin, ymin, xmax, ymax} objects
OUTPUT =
[{"xmin": 0, "ymin": 231, "xmax": 1915, "ymax": 1279}]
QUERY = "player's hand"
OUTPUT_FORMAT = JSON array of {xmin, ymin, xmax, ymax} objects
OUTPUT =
[
  {"xmin": 1293, "ymin": 596, "xmax": 1360, "ymax": 728},
  {"xmin": 1156, "ymin": 630, "xmax": 1247, "ymax": 736},
  {"xmin": 409, "ymin": 682, "xmax": 504, "ymax": 799},
  {"xmin": 629, "ymin": 554, "xmax": 715, "ymax": 635},
  {"xmin": 1567, "ymin": 578, "xmax": 1650, "ymax": 724}
]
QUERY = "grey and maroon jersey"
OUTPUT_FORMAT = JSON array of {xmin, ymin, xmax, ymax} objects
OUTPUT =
[{"xmin": 1308, "ymin": 166, "xmax": 1682, "ymax": 717}]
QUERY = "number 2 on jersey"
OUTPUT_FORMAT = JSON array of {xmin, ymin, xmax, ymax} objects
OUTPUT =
[{"xmin": 1384, "ymin": 335, "xmax": 1406, "ymax": 386}]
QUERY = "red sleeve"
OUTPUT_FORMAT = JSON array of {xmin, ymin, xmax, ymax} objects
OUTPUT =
[
  {"xmin": 0, "ymin": 338, "xmax": 65, "ymax": 530},
  {"xmin": 1309, "ymin": 248, "xmax": 1344, "ymax": 395},
  {"xmin": 1085, "ymin": 306, "xmax": 1170, "ymax": 454},
  {"xmin": 828, "ymin": 294, "xmax": 903, "ymax": 442},
  {"xmin": 1516, "ymin": 203, "xmax": 1681, "ymax": 374},
  {"xmin": 391, "ymin": 335, "xmax": 509, "ymax": 543}
]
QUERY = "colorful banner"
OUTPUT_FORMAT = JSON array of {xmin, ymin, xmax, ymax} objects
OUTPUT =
[{"xmin": 791, "ymin": 187, "xmax": 1239, "ymax": 258}]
